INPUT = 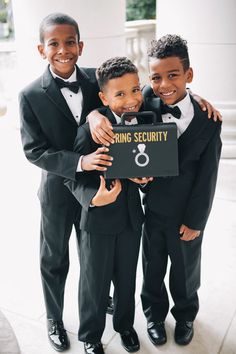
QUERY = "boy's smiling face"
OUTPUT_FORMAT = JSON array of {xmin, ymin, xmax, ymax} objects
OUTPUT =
[
  {"xmin": 38, "ymin": 24, "xmax": 83, "ymax": 79},
  {"xmin": 149, "ymin": 56, "xmax": 193, "ymax": 105},
  {"xmin": 99, "ymin": 73, "xmax": 143, "ymax": 117}
]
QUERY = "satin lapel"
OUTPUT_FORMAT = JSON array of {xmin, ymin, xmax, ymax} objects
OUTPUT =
[
  {"xmin": 41, "ymin": 66, "xmax": 77, "ymax": 126},
  {"xmin": 76, "ymin": 67, "xmax": 97, "ymax": 126},
  {"xmin": 178, "ymin": 96, "xmax": 208, "ymax": 147},
  {"xmin": 143, "ymin": 97, "xmax": 163, "ymax": 123},
  {"xmin": 105, "ymin": 108, "xmax": 118, "ymax": 125}
]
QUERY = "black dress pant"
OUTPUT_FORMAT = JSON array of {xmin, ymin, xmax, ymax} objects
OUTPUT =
[
  {"xmin": 141, "ymin": 210, "xmax": 202, "ymax": 324},
  {"xmin": 40, "ymin": 198, "xmax": 81, "ymax": 320},
  {"xmin": 78, "ymin": 226, "xmax": 141, "ymax": 343}
]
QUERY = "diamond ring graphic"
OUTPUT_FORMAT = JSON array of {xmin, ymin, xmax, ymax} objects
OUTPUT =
[{"xmin": 134, "ymin": 143, "xmax": 149, "ymax": 167}]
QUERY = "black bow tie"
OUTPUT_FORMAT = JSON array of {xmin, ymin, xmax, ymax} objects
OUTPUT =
[
  {"xmin": 161, "ymin": 103, "xmax": 181, "ymax": 119},
  {"xmin": 55, "ymin": 77, "xmax": 80, "ymax": 93}
]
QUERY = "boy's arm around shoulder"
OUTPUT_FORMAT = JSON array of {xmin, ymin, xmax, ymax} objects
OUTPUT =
[
  {"xmin": 87, "ymin": 106, "xmax": 115, "ymax": 146},
  {"xmin": 64, "ymin": 124, "xmax": 101, "ymax": 210},
  {"xmin": 19, "ymin": 87, "xmax": 80, "ymax": 180},
  {"xmin": 183, "ymin": 121, "xmax": 222, "ymax": 230}
]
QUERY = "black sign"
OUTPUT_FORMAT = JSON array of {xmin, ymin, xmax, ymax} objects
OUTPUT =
[{"xmin": 104, "ymin": 111, "xmax": 179, "ymax": 179}]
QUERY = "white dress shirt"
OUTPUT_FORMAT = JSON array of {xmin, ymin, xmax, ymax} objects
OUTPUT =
[
  {"xmin": 162, "ymin": 93, "xmax": 194, "ymax": 138},
  {"xmin": 50, "ymin": 66, "xmax": 83, "ymax": 125},
  {"xmin": 112, "ymin": 111, "xmax": 138, "ymax": 125},
  {"xmin": 50, "ymin": 66, "xmax": 84, "ymax": 171}
]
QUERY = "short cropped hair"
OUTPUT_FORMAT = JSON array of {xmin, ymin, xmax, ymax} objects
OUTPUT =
[
  {"xmin": 39, "ymin": 12, "xmax": 80, "ymax": 44},
  {"xmin": 96, "ymin": 56, "xmax": 138, "ymax": 90},
  {"xmin": 148, "ymin": 34, "xmax": 190, "ymax": 71}
]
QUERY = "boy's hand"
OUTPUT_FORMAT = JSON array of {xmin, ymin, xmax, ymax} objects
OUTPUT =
[
  {"xmin": 191, "ymin": 93, "xmax": 222, "ymax": 121},
  {"xmin": 81, "ymin": 147, "xmax": 113, "ymax": 171},
  {"xmin": 179, "ymin": 224, "xmax": 201, "ymax": 241},
  {"xmin": 129, "ymin": 177, "xmax": 153, "ymax": 184},
  {"xmin": 87, "ymin": 110, "xmax": 115, "ymax": 146},
  {"xmin": 91, "ymin": 175, "xmax": 122, "ymax": 206}
]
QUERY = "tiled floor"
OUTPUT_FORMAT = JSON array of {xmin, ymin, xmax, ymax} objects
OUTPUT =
[{"xmin": 0, "ymin": 105, "xmax": 236, "ymax": 354}]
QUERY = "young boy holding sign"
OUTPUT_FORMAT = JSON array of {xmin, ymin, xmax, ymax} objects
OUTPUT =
[{"xmin": 65, "ymin": 56, "xmax": 151, "ymax": 354}]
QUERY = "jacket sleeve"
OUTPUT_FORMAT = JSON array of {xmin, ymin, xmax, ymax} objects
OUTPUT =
[
  {"xmin": 183, "ymin": 123, "xmax": 222, "ymax": 230},
  {"xmin": 19, "ymin": 91, "xmax": 80, "ymax": 181},
  {"xmin": 64, "ymin": 124, "xmax": 101, "ymax": 210}
]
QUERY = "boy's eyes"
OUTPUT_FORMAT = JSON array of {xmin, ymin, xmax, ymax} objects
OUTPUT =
[
  {"xmin": 49, "ymin": 41, "xmax": 58, "ymax": 47},
  {"xmin": 115, "ymin": 88, "xmax": 140, "ymax": 97},
  {"xmin": 151, "ymin": 73, "xmax": 178, "ymax": 82},
  {"xmin": 168, "ymin": 73, "xmax": 177, "ymax": 79},
  {"xmin": 151, "ymin": 75, "xmax": 161, "ymax": 82},
  {"xmin": 67, "ymin": 40, "xmax": 76, "ymax": 46},
  {"xmin": 48, "ymin": 40, "xmax": 76, "ymax": 47}
]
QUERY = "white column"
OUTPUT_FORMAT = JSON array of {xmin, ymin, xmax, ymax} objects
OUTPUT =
[
  {"xmin": 156, "ymin": 0, "xmax": 236, "ymax": 158},
  {"xmin": 11, "ymin": 0, "xmax": 126, "ymax": 88}
]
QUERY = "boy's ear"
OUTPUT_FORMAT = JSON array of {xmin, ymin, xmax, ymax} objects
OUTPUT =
[
  {"xmin": 37, "ymin": 44, "xmax": 46, "ymax": 59},
  {"xmin": 186, "ymin": 67, "xmax": 193, "ymax": 83},
  {"xmin": 98, "ymin": 91, "xmax": 109, "ymax": 106},
  {"xmin": 78, "ymin": 41, "xmax": 84, "ymax": 56}
]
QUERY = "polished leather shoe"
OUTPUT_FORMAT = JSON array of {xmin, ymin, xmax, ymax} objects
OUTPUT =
[
  {"xmin": 84, "ymin": 342, "xmax": 104, "ymax": 354},
  {"xmin": 147, "ymin": 322, "xmax": 167, "ymax": 345},
  {"xmin": 47, "ymin": 319, "xmax": 70, "ymax": 352},
  {"xmin": 120, "ymin": 327, "xmax": 140, "ymax": 352},
  {"xmin": 174, "ymin": 321, "xmax": 194, "ymax": 345},
  {"xmin": 106, "ymin": 295, "xmax": 114, "ymax": 315}
]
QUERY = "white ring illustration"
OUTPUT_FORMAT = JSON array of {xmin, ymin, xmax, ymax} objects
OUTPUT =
[{"xmin": 134, "ymin": 143, "xmax": 150, "ymax": 167}]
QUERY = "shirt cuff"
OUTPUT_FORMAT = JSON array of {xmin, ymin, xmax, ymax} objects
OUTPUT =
[{"xmin": 76, "ymin": 155, "xmax": 84, "ymax": 172}]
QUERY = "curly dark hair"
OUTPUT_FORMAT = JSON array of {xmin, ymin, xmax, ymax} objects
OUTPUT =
[
  {"xmin": 148, "ymin": 34, "xmax": 190, "ymax": 71},
  {"xmin": 39, "ymin": 12, "xmax": 80, "ymax": 44},
  {"xmin": 96, "ymin": 56, "xmax": 138, "ymax": 90}
]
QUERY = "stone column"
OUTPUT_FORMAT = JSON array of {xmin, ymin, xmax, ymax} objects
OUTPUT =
[
  {"xmin": 156, "ymin": 0, "xmax": 236, "ymax": 158},
  {"xmin": 11, "ymin": 0, "xmax": 126, "ymax": 88}
]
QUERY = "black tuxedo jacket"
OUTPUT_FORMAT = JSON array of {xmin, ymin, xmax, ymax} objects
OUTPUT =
[
  {"xmin": 142, "ymin": 87, "xmax": 222, "ymax": 231},
  {"xmin": 64, "ymin": 107, "xmax": 144, "ymax": 234},
  {"xmin": 19, "ymin": 65, "xmax": 101, "ymax": 207}
]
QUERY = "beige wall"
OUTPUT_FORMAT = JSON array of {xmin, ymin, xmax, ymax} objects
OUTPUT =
[
  {"xmin": 11, "ymin": 0, "xmax": 126, "ymax": 87},
  {"xmin": 156, "ymin": 0, "xmax": 236, "ymax": 157}
]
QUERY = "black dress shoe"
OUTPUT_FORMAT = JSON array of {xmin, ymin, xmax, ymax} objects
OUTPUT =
[
  {"xmin": 47, "ymin": 319, "xmax": 70, "ymax": 352},
  {"xmin": 147, "ymin": 322, "xmax": 167, "ymax": 345},
  {"xmin": 106, "ymin": 296, "xmax": 114, "ymax": 315},
  {"xmin": 84, "ymin": 342, "xmax": 105, "ymax": 354},
  {"xmin": 174, "ymin": 321, "xmax": 194, "ymax": 345},
  {"xmin": 120, "ymin": 327, "xmax": 140, "ymax": 352}
]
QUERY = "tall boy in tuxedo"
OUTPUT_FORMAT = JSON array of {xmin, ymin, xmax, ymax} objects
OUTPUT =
[
  {"xmin": 65, "ymin": 57, "xmax": 152, "ymax": 354},
  {"xmin": 140, "ymin": 34, "xmax": 222, "ymax": 347},
  {"xmin": 18, "ymin": 12, "xmax": 113, "ymax": 352}
]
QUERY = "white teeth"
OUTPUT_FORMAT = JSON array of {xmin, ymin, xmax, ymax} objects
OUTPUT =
[
  {"xmin": 125, "ymin": 106, "xmax": 136, "ymax": 111},
  {"xmin": 161, "ymin": 91, "xmax": 174, "ymax": 96},
  {"xmin": 58, "ymin": 59, "xmax": 70, "ymax": 63}
]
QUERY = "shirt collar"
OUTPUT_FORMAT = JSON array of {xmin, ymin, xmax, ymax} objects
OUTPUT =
[
  {"xmin": 50, "ymin": 66, "xmax": 77, "ymax": 82},
  {"xmin": 112, "ymin": 111, "xmax": 122, "ymax": 124},
  {"xmin": 111, "ymin": 111, "xmax": 138, "ymax": 125}
]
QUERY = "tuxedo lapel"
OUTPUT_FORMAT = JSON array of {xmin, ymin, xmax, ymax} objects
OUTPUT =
[
  {"xmin": 77, "ymin": 67, "xmax": 99, "ymax": 126},
  {"xmin": 41, "ymin": 66, "xmax": 77, "ymax": 126},
  {"xmin": 143, "ymin": 96, "xmax": 163, "ymax": 123},
  {"xmin": 178, "ymin": 97, "xmax": 208, "ymax": 147},
  {"xmin": 77, "ymin": 67, "xmax": 91, "ymax": 125},
  {"xmin": 97, "ymin": 107, "xmax": 118, "ymax": 124},
  {"xmin": 106, "ymin": 108, "xmax": 118, "ymax": 124}
]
